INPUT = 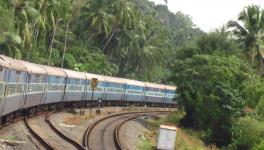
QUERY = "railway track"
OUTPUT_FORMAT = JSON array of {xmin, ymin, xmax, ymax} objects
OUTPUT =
[
  {"xmin": 83, "ymin": 111, "xmax": 168, "ymax": 150},
  {"xmin": 24, "ymin": 113, "xmax": 85, "ymax": 150},
  {"xmin": 114, "ymin": 115, "xmax": 143, "ymax": 150}
]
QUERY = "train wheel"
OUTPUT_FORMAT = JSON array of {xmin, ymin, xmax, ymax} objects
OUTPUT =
[
  {"xmin": 0, "ymin": 117, "xmax": 3, "ymax": 125},
  {"xmin": 16, "ymin": 111, "xmax": 22, "ymax": 118},
  {"xmin": 6, "ymin": 114, "xmax": 14, "ymax": 122}
]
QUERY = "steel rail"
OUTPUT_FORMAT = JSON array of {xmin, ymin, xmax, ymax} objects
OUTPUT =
[
  {"xmin": 45, "ymin": 112, "xmax": 86, "ymax": 150},
  {"xmin": 24, "ymin": 117, "xmax": 56, "ymax": 150},
  {"xmin": 83, "ymin": 111, "xmax": 170, "ymax": 150},
  {"xmin": 114, "ymin": 114, "xmax": 143, "ymax": 150}
]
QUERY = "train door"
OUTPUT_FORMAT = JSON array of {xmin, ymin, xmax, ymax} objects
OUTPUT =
[
  {"xmin": 123, "ymin": 84, "xmax": 128, "ymax": 103},
  {"xmin": 80, "ymin": 79, "xmax": 86, "ymax": 101},
  {"xmin": 83, "ymin": 79, "xmax": 90, "ymax": 101},
  {"xmin": 22, "ymin": 73, "xmax": 46, "ymax": 109},
  {"xmin": 40, "ymin": 74, "xmax": 48, "ymax": 105},
  {"xmin": 0, "ymin": 66, "xmax": 6, "ymax": 117},
  {"xmin": 1, "ymin": 69, "xmax": 27, "ymax": 116},
  {"xmin": 18, "ymin": 71, "xmax": 28, "ymax": 109},
  {"xmin": 141, "ymin": 86, "xmax": 147, "ymax": 105},
  {"xmin": 121, "ymin": 84, "xmax": 127, "ymax": 101},
  {"xmin": 161, "ymin": 89, "xmax": 166, "ymax": 104},
  {"xmin": 102, "ymin": 82, "xmax": 108, "ymax": 100}
]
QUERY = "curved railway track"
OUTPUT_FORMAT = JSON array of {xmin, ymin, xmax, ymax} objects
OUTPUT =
[
  {"xmin": 24, "ymin": 112, "xmax": 85, "ymax": 150},
  {"xmin": 83, "ymin": 111, "xmax": 168, "ymax": 150},
  {"xmin": 114, "ymin": 115, "xmax": 143, "ymax": 150}
]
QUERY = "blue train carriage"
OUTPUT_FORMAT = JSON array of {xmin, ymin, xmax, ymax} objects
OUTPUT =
[
  {"xmin": 144, "ymin": 82, "xmax": 166, "ymax": 106},
  {"xmin": 0, "ymin": 55, "xmax": 28, "ymax": 121},
  {"xmin": 104, "ymin": 76, "xmax": 127, "ymax": 105},
  {"xmin": 84, "ymin": 73, "xmax": 106, "ymax": 104},
  {"xmin": 40, "ymin": 65, "xmax": 67, "ymax": 106},
  {"xmin": 62, "ymin": 69, "xmax": 87, "ymax": 105},
  {"xmin": 164, "ymin": 85, "xmax": 177, "ymax": 106},
  {"xmin": 123, "ymin": 79, "xmax": 146, "ymax": 105},
  {"xmin": 18, "ymin": 60, "xmax": 47, "ymax": 111}
]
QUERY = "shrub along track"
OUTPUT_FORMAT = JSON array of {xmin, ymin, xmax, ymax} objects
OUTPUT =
[
  {"xmin": 24, "ymin": 112, "xmax": 85, "ymax": 150},
  {"xmin": 83, "ymin": 111, "xmax": 169, "ymax": 150}
]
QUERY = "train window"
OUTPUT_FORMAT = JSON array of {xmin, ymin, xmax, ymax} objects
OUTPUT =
[
  {"xmin": 81, "ymin": 79, "xmax": 86, "ymax": 85},
  {"xmin": 97, "ymin": 82, "xmax": 105, "ymax": 87},
  {"xmin": 37, "ymin": 74, "xmax": 41, "ymax": 83},
  {"xmin": 28, "ymin": 74, "xmax": 32, "ymax": 82},
  {"xmin": 108, "ymin": 82, "xmax": 123, "ymax": 88},
  {"xmin": 86, "ymin": 80, "xmax": 90, "ymax": 85},
  {"xmin": 16, "ymin": 77, "xmax": 20, "ymax": 83}
]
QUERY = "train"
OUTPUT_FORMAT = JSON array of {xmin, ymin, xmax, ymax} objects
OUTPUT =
[{"xmin": 0, "ymin": 55, "xmax": 176, "ymax": 124}]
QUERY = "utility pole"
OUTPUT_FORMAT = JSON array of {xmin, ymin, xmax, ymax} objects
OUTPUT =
[{"xmin": 90, "ymin": 78, "xmax": 98, "ymax": 118}]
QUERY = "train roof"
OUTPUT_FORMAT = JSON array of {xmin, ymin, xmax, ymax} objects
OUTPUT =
[
  {"xmin": 104, "ymin": 76, "xmax": 127, "ymax": 84},
  {"xmin": 165, "ymin": 85, "xmax": 177, "ymax": 90},
  {"xmin": 0, "ymin": 55, "xmax": 178, "ymax": 90},
  {"xmin": 18, "ymin": 60, "xmax": 47, "ymax": 75},
  {"xmin": 145, "ymin": 82, "xmax": 166, "ymax": 89},
  {"xmin": 0, "ymin": 55, "xmax": 27, "ymax": 71},
  {"xmin": 84, "ymin": 73, "xmax": 106, "ymax": 81},
  {"xmin": 125, "ymin": 79, "xmax": 145, "ymax": 87},
  {"xmin": 63, "ymin": 69, "xmax": 86, "ymax": 79},
  {"xmin": 40, "ymin": 65, "xmax": 66, "ymax": 77}
]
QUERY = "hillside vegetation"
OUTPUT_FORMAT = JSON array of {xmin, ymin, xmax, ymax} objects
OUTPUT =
[
  {"xmin": 0, "ymin": 0, "xmax": 202, "ymax": 82},
  {"xmin": 1, "ymin": 0, "xmax": 264, "ymax": 149}
]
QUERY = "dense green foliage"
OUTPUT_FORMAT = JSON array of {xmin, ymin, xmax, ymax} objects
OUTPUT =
[
  {"xmin": 1, "ymin": 1, "xmax": 264, "ymax": 149},
  {"xmin": 171, "ymin": 55, "xmax": 248, "ymax": 146},
  {"xmin": 0, "ymin": 0, "xmax": 202, "ymax": 81},
  {"xmin": 230, "ymin": 117, "xmax": 264, "ymax": 150},
  {"xmin": 168, "ymin": 4, "xmax": 264, "ymax": 150}
]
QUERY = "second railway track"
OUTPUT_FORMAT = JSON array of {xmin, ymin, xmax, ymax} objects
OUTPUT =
[
  {"xmin": 24, "ymin": 113, "xmax": 85, "ymax": 150},
  {"xmin": 84, "ymin": 111, "xmax": 168, "ymax": 150}
]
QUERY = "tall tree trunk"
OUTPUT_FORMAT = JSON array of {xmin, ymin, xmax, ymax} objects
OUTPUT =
[
  {"xmin": 251, "ymin": 49, "xmax": 255, "ymax": 64},
  {"xmin": 77, "ymin": 34, "xmax": 93, "ymax": 64},
  {"xmin": 48, "ymin": 22, "xmax": 58, "ymax": 65},
  {"xmin": 118, "ymin": 57, "xmax": 128, "ymax": 76},
  {"xmin": 61, "ymin": 22, "xmax": 69, "ymax": 68},
  {"xmin": 102, "ymin": 24, "xmax": 118, "ymax": 54},
  {"xmin": 27, "ymin": 22, "xmax": 36, "ymax": 61},
  {"xmin": 260, "ymin": 58, "xmax": 263, "ymax": 73}
]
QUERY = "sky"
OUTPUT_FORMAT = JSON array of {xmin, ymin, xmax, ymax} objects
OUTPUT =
[{"xmin": 149, "ymin": 0, "xmax": 264, "ymax": 32}]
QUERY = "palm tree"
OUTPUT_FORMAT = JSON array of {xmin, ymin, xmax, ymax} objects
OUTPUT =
[
  {"xmin": 77, "ymin": 0, "xmax": 112, "ymax": 59},
  {"xmin": 79, "ymin": 0, "xmax": 111, "ymax": 38},
  {"xmin": 102, "ymin": 0, "xmax": 135, "ymax": 54},
  {"xmin": 117, "ymin": 15, "xmax": 166, "ymax": 75},
  {"xmin": 47, "ymin": 0, "xmax": 73, "ymax": 65},
  {"xmin": 61, "ymin": 0, "xmax": 73, "ymax": 68},
  {"xmin": 228, "ymin": 5, "xmax": 264, "ymax": 65}
]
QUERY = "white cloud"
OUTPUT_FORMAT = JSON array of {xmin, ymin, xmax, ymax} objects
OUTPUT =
[{"xmin": 149, "ymin": 0, "xmax": 264, "ymax": 32}]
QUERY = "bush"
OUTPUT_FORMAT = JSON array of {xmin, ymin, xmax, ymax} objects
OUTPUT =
[
  {"xmin": 231, "ymin": 117, "xmax": 264, "ymax": 150},
  {"xmin": 252, "ymin": 140, "xmax": 264, "ymax": 150},
  {"xmin": 171, "ymin": 55, "xmax": 249, "ymax": 146},
  {"xmin": 256, "ymin": 96, "xmax": 264, "ymax": 120},
  {"xmin": 63, "ymin": 53, "xmax": 77, "ymax": 69}
]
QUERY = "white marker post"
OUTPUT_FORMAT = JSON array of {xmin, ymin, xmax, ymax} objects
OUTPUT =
[{"xmin": 157, "ymin": 125, "xmax": 177, "ymax": 150}]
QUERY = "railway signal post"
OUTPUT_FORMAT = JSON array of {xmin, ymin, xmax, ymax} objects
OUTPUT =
[
  {"xmin": 90, "ymin": 78, "xmax": 98, "ymax": 118},
  {"xmin": 96, "ymin": 98, "xmax": 102, "ymax": 114}
]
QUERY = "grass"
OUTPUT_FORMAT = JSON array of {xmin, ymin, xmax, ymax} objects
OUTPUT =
[
  {"xmin": 4, "ymin": 135, "xmax": 17, "ymax": 141},
  {"xmin": 139, "ymin": 111, "xmax": 218, "ymax": 150},
  {"xmin": 137, "ymin": 135, "xmax": 153, "ymax": 150}
]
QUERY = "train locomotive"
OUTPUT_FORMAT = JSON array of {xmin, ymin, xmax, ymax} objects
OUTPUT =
[{"xmin": 0, "ymin": 55, "xmax": 176, "ymax": 124}]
